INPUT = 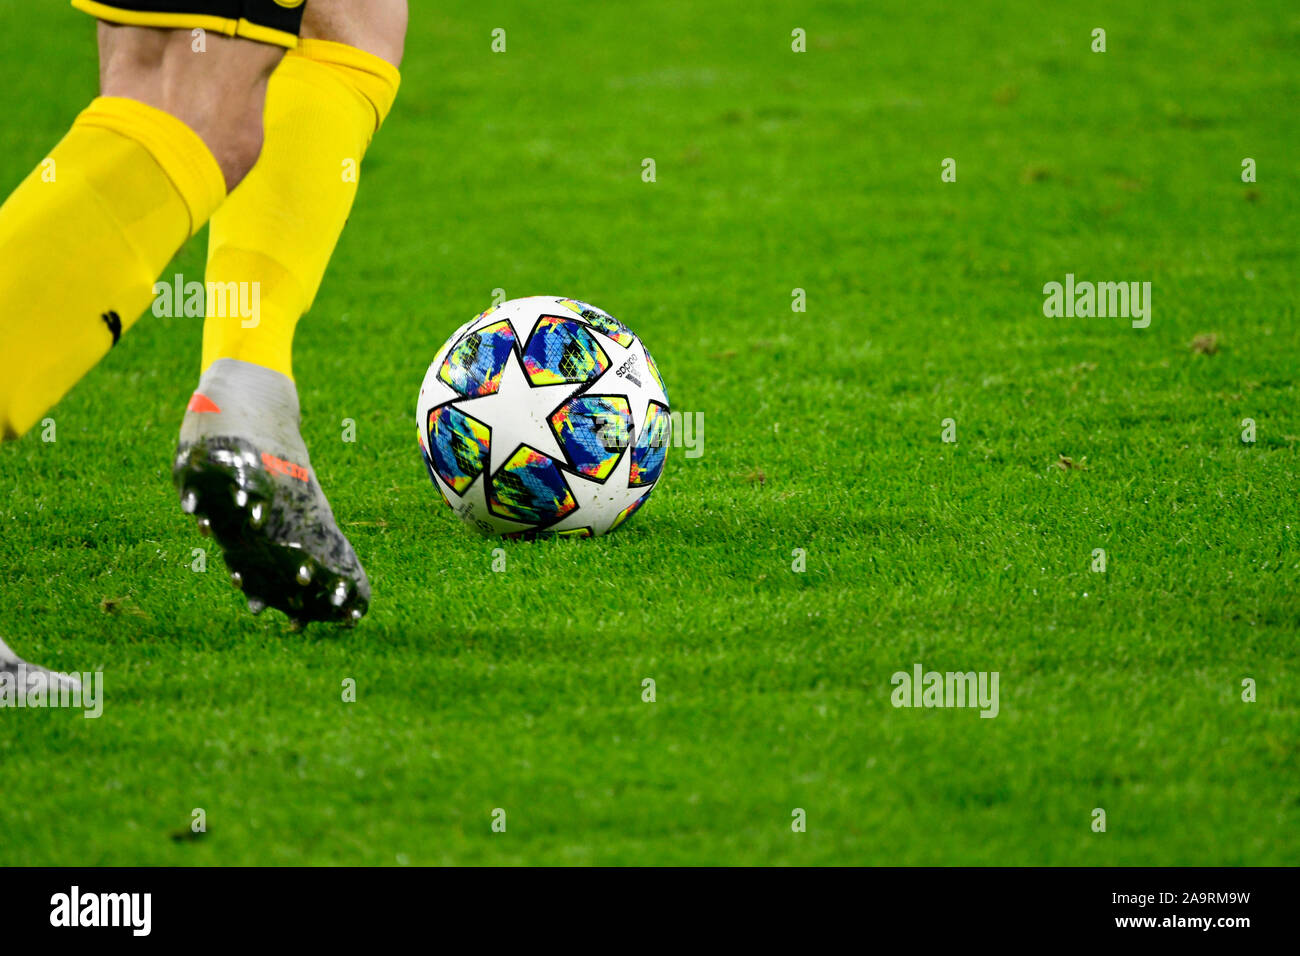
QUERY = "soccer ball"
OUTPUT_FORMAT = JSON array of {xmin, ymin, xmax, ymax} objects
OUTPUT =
[{"xmin": 417, "ymin": 296, "xmax": 671, "ymax": 538}]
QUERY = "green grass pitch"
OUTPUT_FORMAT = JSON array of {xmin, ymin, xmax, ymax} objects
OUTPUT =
[{"xmin": 1, "ymin": 1, "xmax": 1296, "ymax": 865}]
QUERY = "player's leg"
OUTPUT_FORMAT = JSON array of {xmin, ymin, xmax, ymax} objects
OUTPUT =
[
  {"xmin": 0, "ymin": 3, "xmax": 299, "ymax": 440},
  {"xmin": 96, "ymin": 22, "xmax": 283, "ymax": 190},
  {"xmin": 175, "ymin": 0, "xmax": 406, "ymax": 624},
  {"xmin": 197, "ymin": 0, "xmax": 405, "ymax": 379}
]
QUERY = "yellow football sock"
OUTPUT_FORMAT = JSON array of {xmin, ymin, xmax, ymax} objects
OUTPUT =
[
  {"xmin": 0, "ymin": 97, "xmax": 225, "ymax": 439},
  {"xmin": 200, "ymin": 40, "xmax": 401, "ymax": 380}
]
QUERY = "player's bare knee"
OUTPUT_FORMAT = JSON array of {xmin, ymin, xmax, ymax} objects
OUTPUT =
[
  {"xmin": 302, "ymin": 0, "xmax": 408, "ymax": 68},
  {"xmin": 97, "ymin": 23, "xmax": 282, "ymax": 190},
  {"xmin": 214, "ymin": 118, "xmax": 265, "ymax": 190}
]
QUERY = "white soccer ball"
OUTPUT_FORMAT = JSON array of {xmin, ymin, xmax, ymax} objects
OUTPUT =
[{"xmin": 416, "ymin": 296, "xmax": 671, "ymax": 538}]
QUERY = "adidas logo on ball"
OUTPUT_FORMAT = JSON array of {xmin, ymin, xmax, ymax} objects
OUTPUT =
[{"xmin": 615, "ymin": 354, "xmax": 642, "ymax": 387}]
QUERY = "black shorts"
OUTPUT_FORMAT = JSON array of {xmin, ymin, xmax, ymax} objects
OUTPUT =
[{"xmin": 72, "ymin": 0, "xmax": 306, "ymax": 49}]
